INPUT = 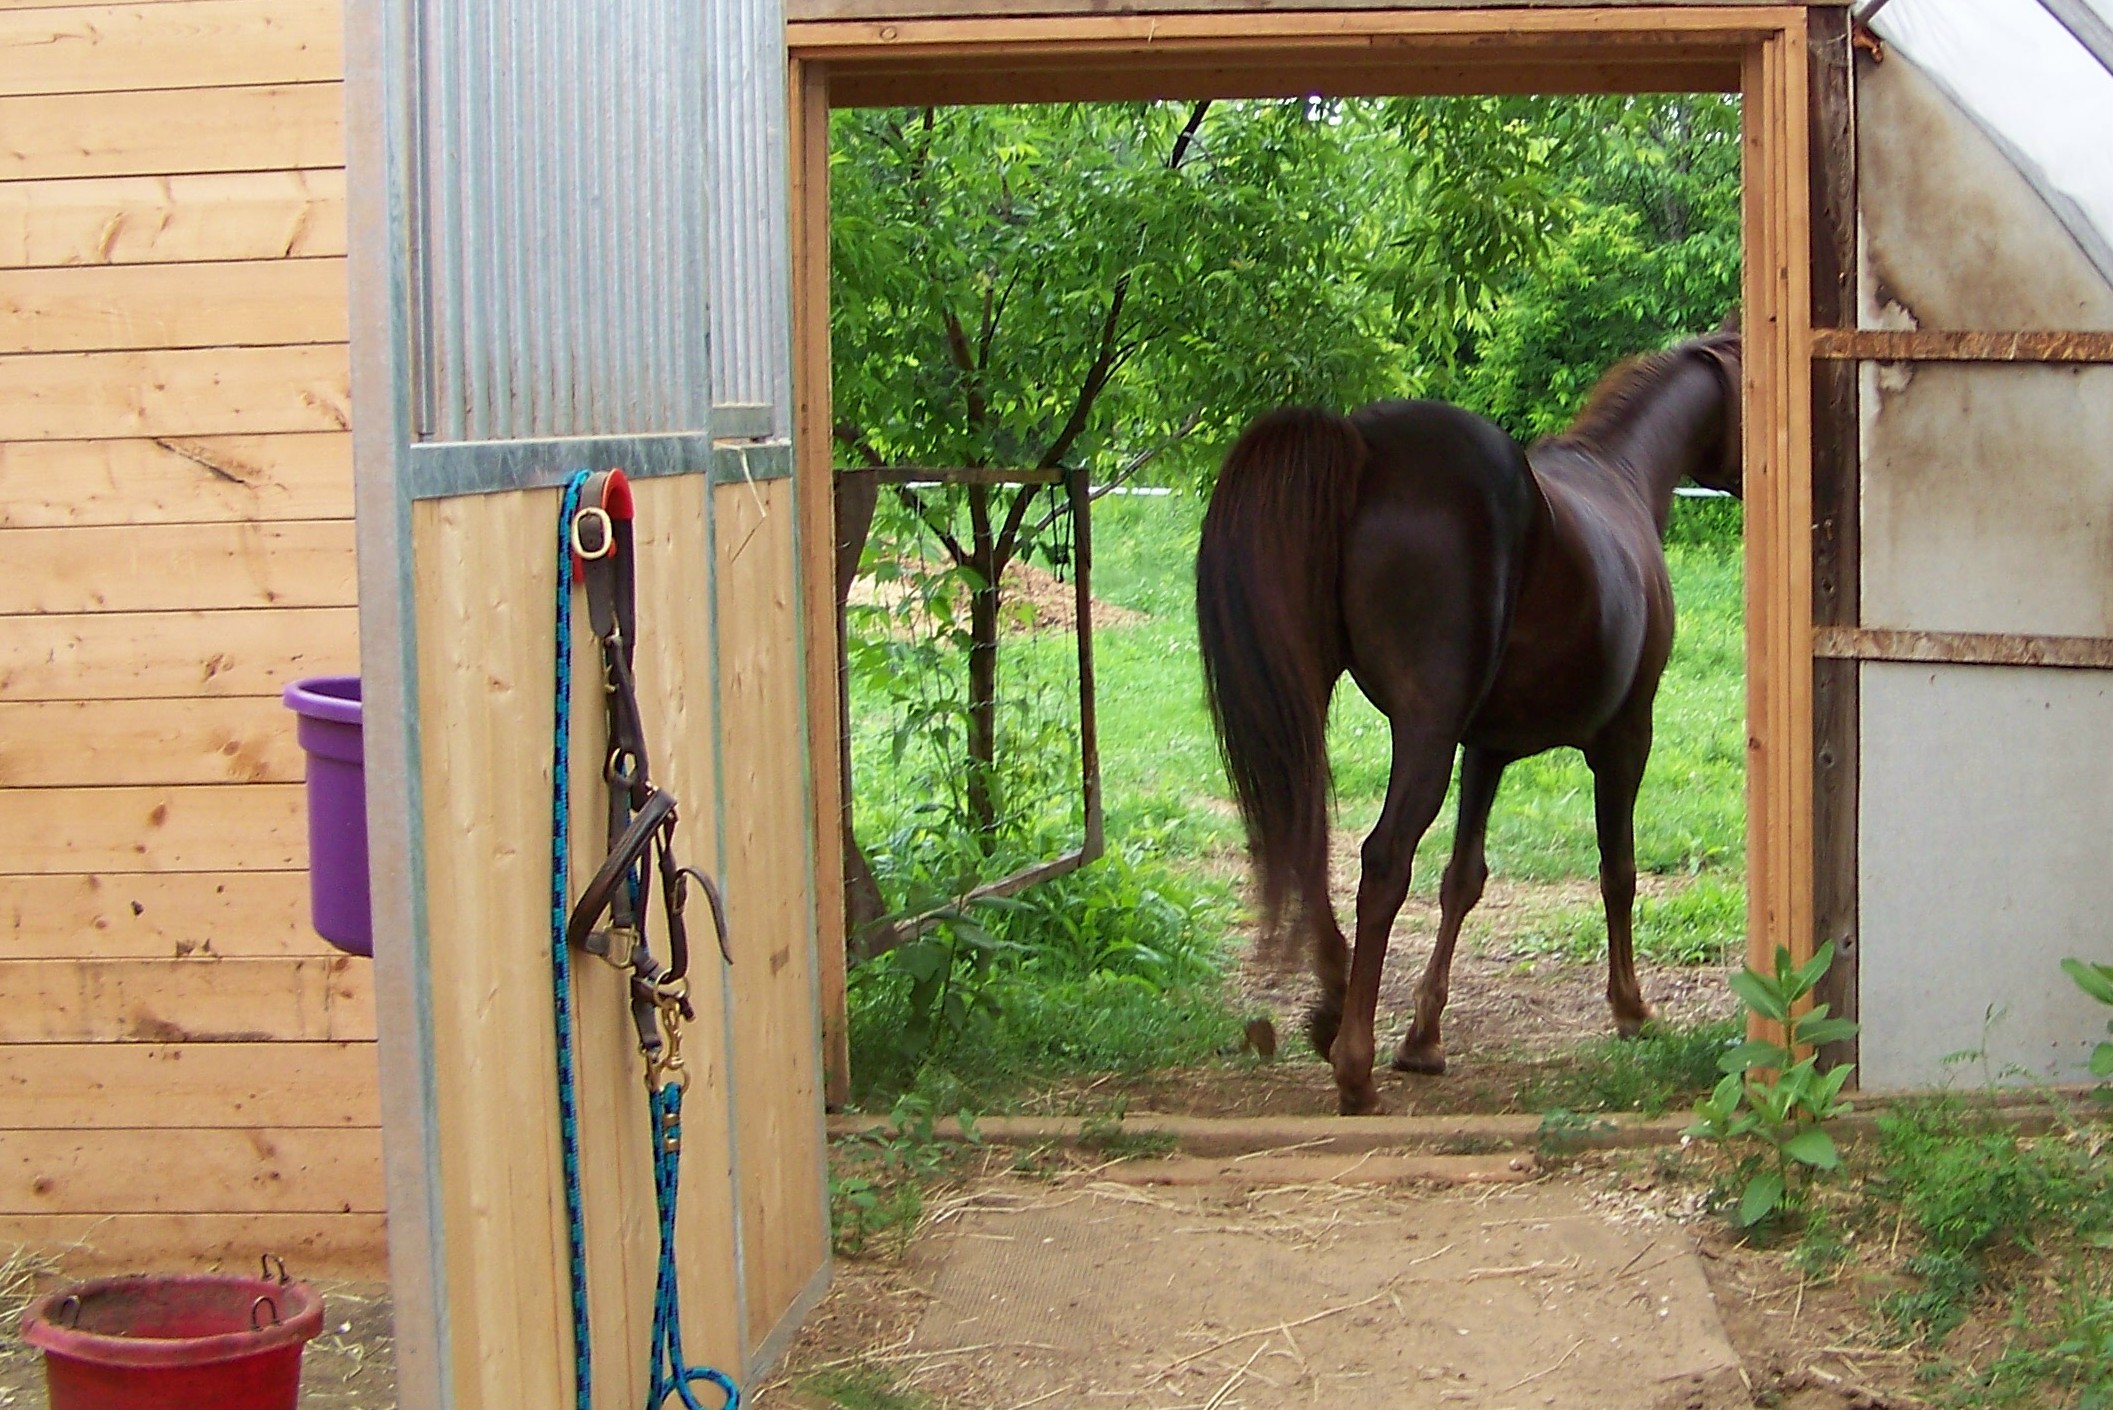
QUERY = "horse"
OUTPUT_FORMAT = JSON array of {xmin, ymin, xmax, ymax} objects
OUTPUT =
[{"xmin": 1195, "ymin": 330, "xmax": 1742, "ymax": 1115}]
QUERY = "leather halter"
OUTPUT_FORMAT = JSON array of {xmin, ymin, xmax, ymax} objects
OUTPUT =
[{"xmin": 563, "ymin": 469, "xmax": 731, "ymax": 1073}]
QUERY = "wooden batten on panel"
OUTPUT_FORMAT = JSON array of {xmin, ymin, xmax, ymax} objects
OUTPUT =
[
  {"xmin": 0, "ymin": 0, "xmax": 342, "ymax": 99},
  {"xmin": 0, "ymin": 783, "xmax": 306, "ymax": 874},
  {"xmin": 0, "ymin": 434, "xmax": 356, "ymax": 528},
  {"xmin": 0, "ymin": 871, "xmax": 326, "ymax": 961},
  {"xmin": 0, "ymin": 957, "xmax": 371, "ymax": 1044},
  {"xmin": 0, "ymin": 170, "xmax": 348, "ymax": 270},
  {"xmin": 790, "ymin": 56, "xmax": 852, "ymax": 1109},
  {"xmin": 0, "ymin": 606, "xmax": 359, "ymax": 701},
  {"xmin": 0, "ymin": 696, "xmax": 303, "ymax": 788},
  {"xmin": 1, "ymin": 1043, "xmax": 380, "ymax": 1128},
  {"xmin": 0, "ymin": 520, "xmax": 355, "ymax": 614},
  {"xmin": 716, "ymin": 475, "xmax": 831, "ymax": 1361},
  {"xmin": 0, "ymin": 258, "xmax": 350, "ymax": 354},
  {"xmin": 0, "ymin": 1212, "xmax": 389, "ymax": 1280},
  {"xmin": 0, "ymin": 344, "xmax": 351, "ymax": 441},
  {"xmin": 0, "ymin": 84, "xmax": 345, "ymax": 182}
]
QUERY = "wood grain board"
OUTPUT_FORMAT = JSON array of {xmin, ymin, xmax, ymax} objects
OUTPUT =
[
  {"xmin": 0, "ymin": 83, "xmax": 343, "ymax": 181},
  {"xmin": 0, "ymin": 1212, "xmax": 387, "ymax": 1279},
  {"xmin": 0, "ymin": 434, "xmax": 354, "ymax": 527},
  {"xmin": 0, "ymin": 0, "xmax": 340, "ymax": 97},
  {"xmin": 0, "ymin": 257, "xmax": 348, "ymax": 353},
  {"xmin": 0, "ymin": 695, "xmax": 303, "ymax": 786},
  {"xmin": 0, "ymin": 871, "xmax": 326, "ymax": 960},
  {"xmin": 0, "ymin": 782, "xmax": 306, "ymax": 873},
  {"xmin": 1, "ymin": 1042, "xmax": 378, "ymax": 1128},
  {"xmin": 0, "ymin": 344, "xmax": 350, "ymax": 441},
  {"xmin": 0, "ymin": 606, "xmax": 358, "ymax": 701},
  {"xmin": 0, "ymin": 1126, "xmax": 381, "ymax": 1213},
  {"xmin": 0, "ymin": 170, "xmax": 346, "ymax": 269},
  {"xmin": 0, "ymin": 956, "xmax": 370, "ymax": 1043},
  {"xmin": 0, "ymin": 519, "xmax": 355, "ymax": 613}
]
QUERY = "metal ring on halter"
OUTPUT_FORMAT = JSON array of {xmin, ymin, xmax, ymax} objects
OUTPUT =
[{"xmin": 570, "ymin": 504, "xmax": 615, "ymax": 561}]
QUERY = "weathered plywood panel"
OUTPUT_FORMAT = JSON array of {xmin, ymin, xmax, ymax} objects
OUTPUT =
[
  {"xmin": 1861, "ymin": 363, "xmax": 2113, "ymax": 639},
  {"xmin": 0, "ymin": 696, "xmax": 300, "ymax": 786},
  {"xmin": 0, "ymin": 1211, "xmax": 387, "ymax": 1279},
  {"xmin": 0, "ymin": 606, "xmax": 357, "ymax": 701},
  {"xmin": 0, "ymin": 257, "xmax": 347, "ymax": 352},
  {"xmin": 0, "ymin": 0, "xmax": 339, "ymax": 97},
  {"xmin": 0, "ymin": 871, "xmax": 324, "ymax": 960},
  {"xmin": 0, "ymin": 434, "xmax": 354, "ymax": 527},
  {"xmin": 1860, "ymin": 663, "xmax": 2113, "ymax": 1089},
  {"xmin": 0, "ymin": 344, "xmax": 350, "ymax": 440},
  {"xmin": 0, "ymin": 956, "xmax": 371, "ymax": 1043},
  {"xmin": 717, "ymin": 477, "xmax": 830, "ymax": 1357},
  {"xmin": 0, "ymin": 1127, "xmax": 381, "ymax": 1213},
  {"xmin": 1, "ymin": 1042, "xmax": 377, "ymax": 1128},
  {"xmin": 1858, "ymin": 51, "xmax": 2113, "ymax": 331},
  {"xmin": 0, "ymin": 783, "xmax": 305, "ymax": 873},
  {"xmin": 1, "ymin": 520, "xmax": 355, "ymax": 613},
  {"xmin": 0, "ymin": 170, "xmax": 346, "ymax": 269},
  {"xmin": 0, "ymin": 83, "xmax": 343, "ymax": 182},
  {"xmin": 413, "ymin": 476, "xmax": 740, "ymax": 1410}
]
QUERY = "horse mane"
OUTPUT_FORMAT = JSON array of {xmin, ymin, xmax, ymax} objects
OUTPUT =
[{"xmin": 1543, "ymin": 330, "xmax": 1739, "ymax": 452}]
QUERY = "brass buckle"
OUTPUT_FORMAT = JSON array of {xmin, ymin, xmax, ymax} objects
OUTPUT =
[
  {"xmin": 570, "ymin": 504, "xmax": 614, "ymax": 561},
  {"xmin": 647, "ymin": 977, "xmax": 690, "ymax": 1092}
]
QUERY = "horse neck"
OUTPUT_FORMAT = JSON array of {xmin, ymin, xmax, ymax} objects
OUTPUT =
[{"xmin": 1587, "ymin": 359, "xmax": 1726, "ymax": 536}]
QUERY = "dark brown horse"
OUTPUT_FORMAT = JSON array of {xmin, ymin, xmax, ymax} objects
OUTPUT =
[{"xmin": 1196, "ymin": 331, "xmax": 1742, "ymax": 1114}]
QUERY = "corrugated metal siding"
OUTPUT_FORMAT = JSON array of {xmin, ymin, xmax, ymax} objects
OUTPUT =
[
  {"xmin": 707, "ymin": 0, "xmax": 793, "ymax": 429},
  {"xmin": 411, "ymin": 0, "xmax": 712, "ymax": 443}
]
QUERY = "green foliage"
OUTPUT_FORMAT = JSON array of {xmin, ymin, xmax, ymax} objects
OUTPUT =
[
  {"xmin": 1686, "ymin": 942, "xmax": 1858, "ymax": 1228},
  {"xmin": 1522, "ymin": 1017, "xmax": 1742, "ymax": 1116},
  {"xmin": 1868, "ymin": 1099, "xmax": 2113, "ymax": 1348},
  {"xmin": 2062, "ymin": 957, "xmax": 2113, "ymax": 1085},
  {"xmin": 829, "ymin": 1093, "xmax": 981, "ymax": 1258},
  {"xmin": 798, "ymin": 1367, "xmax": 936, "ymax": 1410},
  {"xmin": 1077, "ymin": 1101, "xmax": 1181, "ymax": 1159}
]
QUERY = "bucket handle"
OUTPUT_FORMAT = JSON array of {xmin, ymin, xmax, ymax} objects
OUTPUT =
[
  {"xmin": 260, "ymin": 1252, "xmax": 290, "ymax": 1286},
  {"xmin": 251, "ymin": 1295, "xmax": 282, "ymax": 1330},
  {"xmin": 55, "ymin": 1294, "xmax": 81, "ymax": 1329}
]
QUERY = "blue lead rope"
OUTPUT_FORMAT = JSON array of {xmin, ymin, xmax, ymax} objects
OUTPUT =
[
  {"xmin": 650, "ymin": 1082, "xmax": 740, "ymax": 1410},
  {"xmin": 553, "ymin": 471, "xmax": 596, "ymax": 1410},
  {"xmin": 554, "ymin": 471, "xmax": 738, "ymax": 1410}
]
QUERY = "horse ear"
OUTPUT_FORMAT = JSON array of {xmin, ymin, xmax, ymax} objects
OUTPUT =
[{"xmin": 1716, "ymin": 309, "xmax": 1741, "ymax": 335}]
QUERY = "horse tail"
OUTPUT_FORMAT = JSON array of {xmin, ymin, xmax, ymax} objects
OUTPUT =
[{"xmin": 1196, "ymin": 407, "xmax": 1366, "ymax": 965}]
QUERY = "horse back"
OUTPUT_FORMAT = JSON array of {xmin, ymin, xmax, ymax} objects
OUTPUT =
[{"xmin": 1337, "ymin": 400, "xmax": 1540, "ymax": 732}]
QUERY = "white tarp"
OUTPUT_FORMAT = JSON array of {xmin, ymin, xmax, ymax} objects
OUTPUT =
[{"xmin": 1870, "ymin": 0, "xmax": 2113, "ymax": 285}]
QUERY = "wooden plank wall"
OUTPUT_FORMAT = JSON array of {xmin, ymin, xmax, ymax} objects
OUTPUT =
[{"xmin": 0, "ymin": 0, "xmax": 379, "ymax": 1275}]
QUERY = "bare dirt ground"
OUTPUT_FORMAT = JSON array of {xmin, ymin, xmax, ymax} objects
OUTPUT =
[{"xmin": 755, "ymin": 1151, "xmax": 1929, "ymax": 1410}]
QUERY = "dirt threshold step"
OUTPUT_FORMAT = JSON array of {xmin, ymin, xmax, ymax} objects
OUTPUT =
[{"xmin": 826, "ymin": 1110, "xmax": 1687, "ymax": 1156}]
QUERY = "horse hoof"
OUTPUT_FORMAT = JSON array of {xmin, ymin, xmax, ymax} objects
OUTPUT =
[
  {"xmin": 1337, "ymin": 1088, "xmax": 1388, "ymax": 1116},
  {"xmin": 1613, "ymin": 1007, "xmax": 1657, "ymax": 1040},
  {"xmin": 1391, "ymin": 1049, "xmax": 1447, "ymax": 1076},
  {"xmin": 1304, "ymin": 1001, "xmax": 1343, "ymax": 1060}
]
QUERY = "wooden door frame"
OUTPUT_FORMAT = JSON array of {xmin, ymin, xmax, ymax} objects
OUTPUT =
[{"xmin": 790, "ymin": 6, "xmax": 1819, "ymax": 1103}]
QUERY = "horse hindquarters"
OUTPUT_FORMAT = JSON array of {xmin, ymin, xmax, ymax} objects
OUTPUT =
[{"xmin": 1196, "ymin": 408, "xmax": 1365, "ymax": 988}]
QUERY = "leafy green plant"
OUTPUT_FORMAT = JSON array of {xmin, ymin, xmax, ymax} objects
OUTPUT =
[
  {"xmin": 2062, "ymin": 957, "xmax": 2113, "ymax": 1086},
  {"xmin": 1686, "ymin": 941, "xmax": 1859, "ymax": 1228},
  {"xmin": 829, "ymin": 1094, "xmax": 981, "ymax": 1257}
]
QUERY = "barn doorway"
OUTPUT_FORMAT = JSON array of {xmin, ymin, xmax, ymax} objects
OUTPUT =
[{"xmin": 788, "ymin": 9, "xmax": 1820, "ymax": 1109}]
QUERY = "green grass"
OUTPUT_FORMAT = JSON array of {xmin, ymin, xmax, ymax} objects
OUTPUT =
[{"xmin": 1521, "ymin": 1016, "xmax": 1742, "ymax": 1116}]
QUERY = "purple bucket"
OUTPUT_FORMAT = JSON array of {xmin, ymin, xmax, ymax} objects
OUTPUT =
[{"xmin": 281, "ymin": 676, "xmax": 370, "ymax": 958}]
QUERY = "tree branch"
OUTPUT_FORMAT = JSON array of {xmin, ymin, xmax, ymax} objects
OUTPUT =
[
  {"xmin": 993, "ymin": 482, "xmax": 1043, "ymax": 568},
  {"xmin": 895, "ymin": 485, "xmax": 970, "ymax": 566},
  {"xmin": 834, "ymin": 421, "xmax": 886, "ymax": 469}
]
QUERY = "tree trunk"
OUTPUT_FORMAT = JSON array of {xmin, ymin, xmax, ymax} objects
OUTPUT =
[{"xmin": 964, "ymin": 483, "xmax": 1000, "ymax": 847}]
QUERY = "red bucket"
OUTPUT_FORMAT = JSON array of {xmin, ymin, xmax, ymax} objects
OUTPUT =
[{"xmin": 20, "ymin": 1273, "xmax": 324, "ymax": 1410}]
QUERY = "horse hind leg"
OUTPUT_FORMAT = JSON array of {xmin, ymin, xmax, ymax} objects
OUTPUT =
[
  {"xmin": 1395, "ymin": 746, "xmax": 1509, "ymax": 1075},
  {"xmin": 1303, "ymin": 895, "xmax": 1350, "ymax": 1061},
  {"xmin": 1587, "ymin": 724, "xmax": 1657, "ymax": 1037},
  {"xmin": 1332, "ymin": 723, "xmax": 1455, "ymax": 1115}
]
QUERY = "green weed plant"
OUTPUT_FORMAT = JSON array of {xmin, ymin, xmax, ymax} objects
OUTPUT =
[
  {"xmin": 2062, "ymin": 956, "xmax": 2113, "ymax": 1089},
  {"xmin": 1686, "ymin": 941, "xmax": 1858, "ymax": 1228}
]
